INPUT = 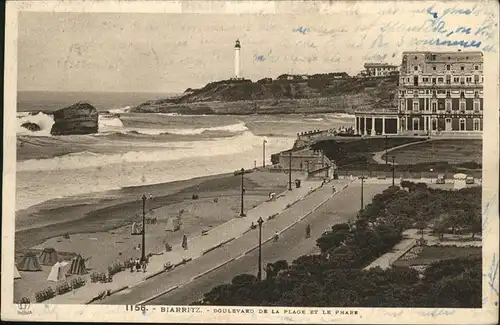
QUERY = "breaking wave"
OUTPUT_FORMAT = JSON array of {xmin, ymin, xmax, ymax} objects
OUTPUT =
[{"xmin": 17, "ymin": 131, "xmax": 266, "ymax": 172}]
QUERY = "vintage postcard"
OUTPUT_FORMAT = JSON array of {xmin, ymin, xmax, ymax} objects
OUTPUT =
[{"xmin": 2, "ymin": 0, "xmax": 499, "ymax": 323}]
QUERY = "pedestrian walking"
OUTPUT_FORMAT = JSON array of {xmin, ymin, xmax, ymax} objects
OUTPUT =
[
  {"xmin": 182, "ymin": 235, "xmax": 187, "ymax": 250},
  {"xmin": 305, "ymin": 224, "xmax": 311, "ymax": 239},
  {"xmin": 273, "ymin": 231, "xmax": 279, "ymax": 242}
]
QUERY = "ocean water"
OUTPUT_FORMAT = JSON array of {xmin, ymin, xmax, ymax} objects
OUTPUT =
[{"xmin": 16, "ymin": 91, "xmax": 354, "ymax": 211}]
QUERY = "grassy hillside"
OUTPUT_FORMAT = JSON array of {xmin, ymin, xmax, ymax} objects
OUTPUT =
[{"xmin": 132, "ymin": 75, "xmax": 398, "ymax": 115}]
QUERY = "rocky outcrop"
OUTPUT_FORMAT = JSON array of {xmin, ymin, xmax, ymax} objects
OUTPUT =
[
  {"xmin": 21, "ymin": 122, "xmax": 41, "ymax": 132},
  {"xmin": 132, "ymin": 75, "xmax": 398, "ymax": 115},
  {"xmin": 50, "ymin": 103, "xmax": 98, "ymax": 135}
]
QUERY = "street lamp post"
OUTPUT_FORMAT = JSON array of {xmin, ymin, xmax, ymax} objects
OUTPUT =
[
  {"xmin": 262, "ymin": 140, "xmax": 267, "ymax": 168},
  {"xmin": 392, "ymin": 155, "xmax": 395, "ymax": 186},
  {"xmin": 384, "ymin": 135, "xmax": 388, "ymax": 165},
  {"xmin": 288, "ymin": 151, "xmax": 292, "ymax": 191},
  {"xmin": 257, "ymin": 217, "xmax": 264, "ymax": 281},
  {"xmin": 239, "ymin": 168, "xmax": 246, "ymax": 217},
  {"xmin": 141, "ymin": 194, "xmax": 147, "ymax": 263},
  {"xmin": 360, "ymin": 176, "xmax": 365, "ymax": 211}
]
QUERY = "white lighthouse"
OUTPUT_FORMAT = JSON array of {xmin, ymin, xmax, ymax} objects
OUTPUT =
[{"xmin": 234, "ymin": 39, "xmax": 241, "ymax": 79}]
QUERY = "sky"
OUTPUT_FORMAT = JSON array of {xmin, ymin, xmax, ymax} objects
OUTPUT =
[{"xmin": 16, "ymin": 1, "xmax": 497, "ymax": 93}]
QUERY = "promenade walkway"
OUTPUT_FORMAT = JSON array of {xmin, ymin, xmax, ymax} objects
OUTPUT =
[
  {"xmin": 47, "ymin": 177, "xmax": 331, "ymax": 304},
  {"xmin": 364, "ymin": 229, "xmax": 419, "ymax": 270},
  {"xmin": 372, "ymin": 139, "xmax": 431, "ymax": 165}
]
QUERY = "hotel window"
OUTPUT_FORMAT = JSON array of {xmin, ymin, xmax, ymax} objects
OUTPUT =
[
  {"xmin": 414, "ymin": 66, "xmax": 418, "ymax": 71},
  {"xmin": 446, "ymin": 100, "xmax": 452, "ymax": 111},
  {"xmin": 474, "ymin": 91, "xmax": 479, "ymax": 98},
  {"xmin": 446, "ymin": 64, "xmax": 451, "ymax": 70},
  {"xmin": 474, "ymin": 100, "xmax": 480, "ymax": 110},
  {"xmin": 432, "ymin": 77, "xmax": 436, "ymax": 84},
  {"xmin": 439, "ymin": 102, "xmax": 445, "ymax": 110},
  {"xmin": 407, "ymin": 78, "xmax": 410, "ymax": 82},
  {"xmin": 454, "ymin": 77, "xmax": 459, "ymax": 83},
  {"xmin": 459, "ymin": 118, "xmax": 466, "ymax": 131},
  {"xmin": 460, "ymin": 91, "xmax": 465, "ymax": 98},
  {"xmin": 431, "ymin": 118, "xmax": 438, "ymax": 130},
  {"xmin": 475, "ymin": 65, "xmax": 479, "ymax": 70},
  {"xmin": 446, "ymin": 90, "xmax": 451, "ymax": 98},
  {"xmin": 423, "ymin": 77, "xmax": 429, "ymax": 82},
  {"xmin": 400, "ymin": 100, "xmax": 406, "ymax": 110},
  {"xmin": 431, "ymin": 55, "xmax": 436, "ymax": 60},
  {"xmin": 460, "ymin": 101, "xmax": 466, "ymax": 111},
  {"xmin": 461, "ymin": 66, "xmax": 465, "ymax": 71},
  {"xmin": 438, "ymin": 77, "xmax": 444, "ymax": 83},
  {"xmin": 460, "ymin": 77, "xmax": 465, "ymax": 85},
  {"xmin": 473, "ymin": 118, "xmax": 480, "ymax": 131},
  {"xmin": 413, "ymin": 100, "xmax": 419, "ymax": 111},
  {"xmin": 425, "ymin": 90, "xmax": 430, "ymax": 94},
  {"xmin": 474, "ymin": 75, "xmax": 479, "ymax": 84},
  {"xmin": 466, "ymin": 77, "xmax": 472, "ymax": 83},
  {"xmin": 433, "ymin": 66, "xmax": 436, "ymax": 71},
  {"xmin": 446, "ymin": 75, "xmax": 451, "ymax": 84},
  {"xmin": 432, "ymin": 102, "xmax": 437, "ymax": 112}
]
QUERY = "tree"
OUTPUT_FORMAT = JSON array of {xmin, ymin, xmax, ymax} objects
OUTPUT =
[
  {"xmin": 265, "ymin": 260, "xmax": 289, "ymax": 281},
  {"xmin": 414, "ymin": 220, "xmax": 427, "ymax": 239},
  {"xmin": 432, "ymin": 217, "xmax": 447, "ymax": 240},
  {"xmin": 470, "ymin": 218, "xmax": 482, "ymax": 240}
]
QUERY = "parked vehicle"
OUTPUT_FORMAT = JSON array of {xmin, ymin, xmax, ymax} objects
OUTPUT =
[
  {"xmin": 466, "ymin": 176, "xmax": 475, "ymax": 184},
  {"xmin": 436, "ymin": 174, "xmax": 445, "ymax": 184}
]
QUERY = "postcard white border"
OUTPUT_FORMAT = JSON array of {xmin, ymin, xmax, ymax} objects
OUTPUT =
[{"xmin": 2, "ymin": 0, "xmax": 499, "ymax": 323}]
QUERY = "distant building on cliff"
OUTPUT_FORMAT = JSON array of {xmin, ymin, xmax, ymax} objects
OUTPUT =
[
  {"xmin": 353, "ymin": 51, "xmax": 483, "ymax": 136},
  {"xmin": 364, "ymin": 63, "xmax": 399, "ymax": 77}
]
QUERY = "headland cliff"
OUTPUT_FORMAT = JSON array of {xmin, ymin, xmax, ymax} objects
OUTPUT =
[{"xmin": 132, "ymin": 73, "xmax": 398, "ymax": 115}]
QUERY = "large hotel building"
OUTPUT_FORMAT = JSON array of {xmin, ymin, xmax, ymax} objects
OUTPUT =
[{"xmin": 354, "ymin": 51, "xmax": 484, "ymax": 135}]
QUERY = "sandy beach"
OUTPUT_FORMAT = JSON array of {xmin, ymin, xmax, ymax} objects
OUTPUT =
[{"xmin": 14, "ymin": 169, "xmax": 290, "ymax": 301}]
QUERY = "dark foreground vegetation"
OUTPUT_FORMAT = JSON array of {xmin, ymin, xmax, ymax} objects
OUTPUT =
[{"xmin": 196, "ymin": 183, "xmax": 482, "ymax": 307}]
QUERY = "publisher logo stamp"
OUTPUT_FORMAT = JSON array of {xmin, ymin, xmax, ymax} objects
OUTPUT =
[{"xmin": 17, "ymin": 301, "xmax": 32, "ymax": 315}]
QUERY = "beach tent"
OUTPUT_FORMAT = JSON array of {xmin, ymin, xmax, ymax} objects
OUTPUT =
[
  {"xmin": 39, "ymin": 247, "xmax": 59, "ymax": 266},
  {"xmin": 17, "ymin": 252, "xmax": 42, "ymax": 271},
  {"xmin": 14, "ymin": 266, "xmax": 21, "ymax": 279},
  {"xmin": 67, "ymin": 254, "xmax": 88, "ymax": 275},
  {"xmin": 84, "ymin": 257, "xmax": 92, "ymax": 270},
  {"xmin": 131, "ymin": 222, "xmax": 143, "ymax": 235},
  {"xmin": 165, "ymin": 217, "xmax": 181, "ymax": 232},
  {"xmin": 453, "ymin": 173, "xmax": 467, "ymax": 190},
  {"xmin": 47, "ymin": 261, "xmax": 69, "ymax": 282}
]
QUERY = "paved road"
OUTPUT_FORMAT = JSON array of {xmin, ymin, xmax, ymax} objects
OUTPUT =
[{"xmin": 99, "ymin": 182, "xmax": 388, "ymax": 305}]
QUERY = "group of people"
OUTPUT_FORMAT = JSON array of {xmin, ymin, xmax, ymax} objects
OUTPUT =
[{"xmin": 128, "ymin": 257, "xmax": 148, "ymax": 273}]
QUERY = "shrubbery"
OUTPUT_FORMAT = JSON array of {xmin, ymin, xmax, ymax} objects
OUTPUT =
[
  {"xmin": 70, "ymin": 277, "xmax": 86, "ymax": 289},
  {"xmin": 55, "ymin": 282, "xmax": 72, "ymax": 295},
  {"xmin": 35, "ymin": 287, "xmax": 56, "ymax": 303},
  {"xmin": 107, "ymin": 262, "xmax": 124, "ymax": 277},
  {"xmin": 90, "ymin": 272, "xmax": 108, "ymax": 283}
]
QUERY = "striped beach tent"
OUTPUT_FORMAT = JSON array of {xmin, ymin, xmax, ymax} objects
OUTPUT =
[
  {"xmin": 67, "ymin": 254, "xmax": 88, "ymax": 275},
  {"xmin": 17, "ymin": 252, "xmax": 42, "ymax": 272}
]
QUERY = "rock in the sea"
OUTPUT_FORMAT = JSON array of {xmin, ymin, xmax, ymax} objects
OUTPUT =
[
  {"xmin": 50, "ymin": 102, "xmax": 99, "ymax": 135},
  {"xmin": 21, "ymin": 122, "xmax": 41, "ymax": 132}
]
